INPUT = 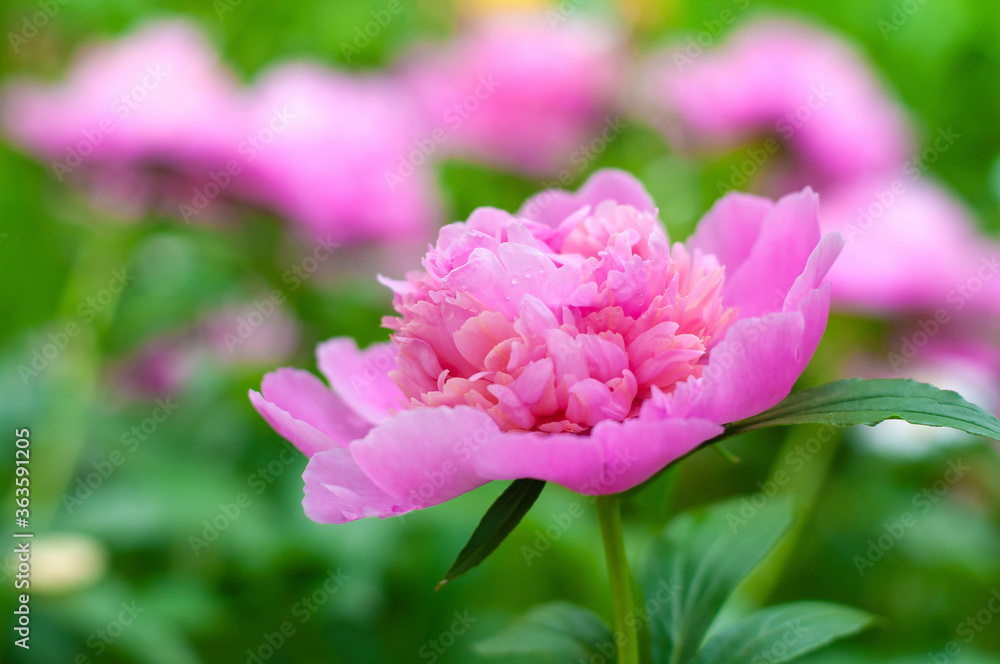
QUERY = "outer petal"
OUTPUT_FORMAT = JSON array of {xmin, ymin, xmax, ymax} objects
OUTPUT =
[
  {"xmin": 349, "ymin": 406, "xmax": 499, "ymax": 508},
  {"xmin": 303, "ymin": 448, "xmax": 414, "ymax": 523},
  {"xmin": 519, "ymin": 169, "xmax": 656, "ymax": 227},
  {"xmin": 249, "ymin": 368, "xmax": 371, "ymax": 458},
  {"xmin": 475, "ymin": 416, "xmax": 722, "ymax": 494},
  {"xmin": 316, "ymin": 338, "xmax": 409, "ymax": 424},
  {"xmin": 721, "ymin": 188, "xmax": 822, "ymax": 319},
  {"xmin": 784, "ymin": 232, "xmax": 844, "ymax": 311},
  {"xmin": 685, "ymin": 284, "xmax": 832, "ymax": 425},
  {"xmin": 685, "ymin": 192, "xmax": 773, "ymax": 272}
]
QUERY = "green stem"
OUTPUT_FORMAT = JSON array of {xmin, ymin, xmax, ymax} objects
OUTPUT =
[{"xmin": 595, "ymin": 494, "xmax": 641, "ymax": 664}]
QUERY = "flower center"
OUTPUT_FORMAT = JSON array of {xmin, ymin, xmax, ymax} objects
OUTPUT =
[{"xmin": 383, "ymin": 203, "xmax": 737, "ymax": 433}]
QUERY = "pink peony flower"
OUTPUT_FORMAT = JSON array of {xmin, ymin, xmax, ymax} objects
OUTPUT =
[
  {"xmin": 639, "ymin": 18, "xmax": 1000, "ymax": 318},
  {"xmin": 820, "ymin": 177, "xmax": 1000, "ymax": 314},
  {"xmin": 232, "ymin": 63, "xmax": 439, "ymax": 243},
  {"xmin": 114, "ymin": 302, "xmax": 299, "ymax": 400},
  {"xmin": 639, "ymin": 19, "xmax": 912, "ymax": 189},
  {"xmin": 2, "ymin": 19, "xmax": 439, "ymax": 242},
  {"xmin": 1, "ymin": 19, "xmax": 242, "ymax": 217},
  {"xmin": 250, "ymin": 170, "xmax": 842, "ymax": 523},
  {"xmin": 399, "ymin": 13, "xmax": 625, "ymax": 176}
]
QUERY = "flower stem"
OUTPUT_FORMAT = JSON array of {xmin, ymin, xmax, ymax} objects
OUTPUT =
[{"xmin": 595, "ymin": 494, "xmax": 640, "ymax": 664}]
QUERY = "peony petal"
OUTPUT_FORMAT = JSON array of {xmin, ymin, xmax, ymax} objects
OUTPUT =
[
  {"xmin": 349, "ymin": 406, "xmax": 498, "ymax": 508},
  {"xmin": 445, "ymin": 247, "xmax": 520, "ymax": 319},
  {"xmin": 474, "ymin": 430, "xmax": 603, "ymax": 489},
  {"xmin": 519, "ymin": 169, "xmax": 656, "ymax": 228},
  {"xmin": 686, "ymin": 284, "xmax": 831, "ymax": 425},
  {"xmin": 585, "ymin": 416, "xmax": 723, "ymax": 492},
  {"xmin": 454, "ymin": 311, "xmax": 517, "ymax": 369},
  {"xmin": 303, "ymin": 448, "xmax": 414, "ymax": 523},
  {"xmin": 250, "ymin": 368, "xmax": 371, "ymax": 458},
  {"xmin": 316, "ymin": 338, "xmax": 409, "ymax": 424},
  {"xmin": 722, "ymin": 188, "xmax": 822, "ymax": 319},
  {"xmin": 686, "ymin": 191, "xmax": 773, "ymax": 273},
  {"xmin": 475, "ymin": 416, "xmax": 721, "ymax": 494},
  {"xmin": 784, "ymin": 232, "xmax": 843, "ymax": 311}
]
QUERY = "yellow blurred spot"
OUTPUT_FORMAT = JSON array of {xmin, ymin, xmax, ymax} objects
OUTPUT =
[
  {"xmin": 620, "ymin": 0, "xmax": 678, "ymax": 32},
  {"xmin": 457, "ymin": 0, "xmax": 552, "ymax": 17},
  {"xmin": 30, "ymin": 533, "xmax": 108, "ymax": 594}
]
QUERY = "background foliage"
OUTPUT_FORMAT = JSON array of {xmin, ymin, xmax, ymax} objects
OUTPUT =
[{"xmin": 2, "ymin": 0, "xmax": 999, "ymax": 662}]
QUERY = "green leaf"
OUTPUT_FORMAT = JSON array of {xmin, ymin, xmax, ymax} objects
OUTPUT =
[
  {"xmin": 437, "ymin": 479, "xmax": 545, "ymax": 588},
  {"xmin": 642, "ymin": 496, "xmax": 795, "ymax": 664},
  {"xmin": 724, "ymin": 379, "xmax": 1000, "ymax": 440},
  {"xmin": 690, "ymin": 602, "xmax": 873, "ymax": 664},
  {"xmin": 474, "ymin": 601, "xmax": 614, "ymax": 661}
]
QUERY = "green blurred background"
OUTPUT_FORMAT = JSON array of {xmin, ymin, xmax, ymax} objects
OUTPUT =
[{"xmin": 2, "ymin": 0, "xmax": 1000, "ymax": 662}]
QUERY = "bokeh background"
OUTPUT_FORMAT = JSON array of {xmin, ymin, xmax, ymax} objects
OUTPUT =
[{"xmin": 2, "ymin": 0, "xmax": 1000, "ymax": 663}]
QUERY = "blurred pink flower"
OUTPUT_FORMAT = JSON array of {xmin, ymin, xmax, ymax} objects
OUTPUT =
[
  {"xmin": 233, "ymin": 63, "xmax": 439, "ymax": 243},
  {"xmin": 205, "ymin": 302, "xmax": 300, "ymax": 363},
  {"xmin": 114, "ymin": 302, "xmax": 299, "ymax": 400},
  {"xmin": 2, "ymin": 19, "xmax": 439, "ymax": 242},
  {"xmin": 639, "ymin": 18, "xmax": 912, "ymax": 189},
  {"xmin": 821, "ymin": 177, "xmax": 1000, "ymax": 314},
  {"xmin": 400, "ymin": 14, "xmax": 625, "ymax": 176},
  {"xmin": 640, "ymin": 17, "xmax": 1000, "ymax": 318},
  {"xmin": 250, "ymin": 170, "xmax": 842, "ymax": 523},
  {"xmin": 1, "ymin": 19, "xmax": 242, "ymax": 217},
  {"xmin": 114, "ymin": 335, "xmax": 197, "ymax": 400}
]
